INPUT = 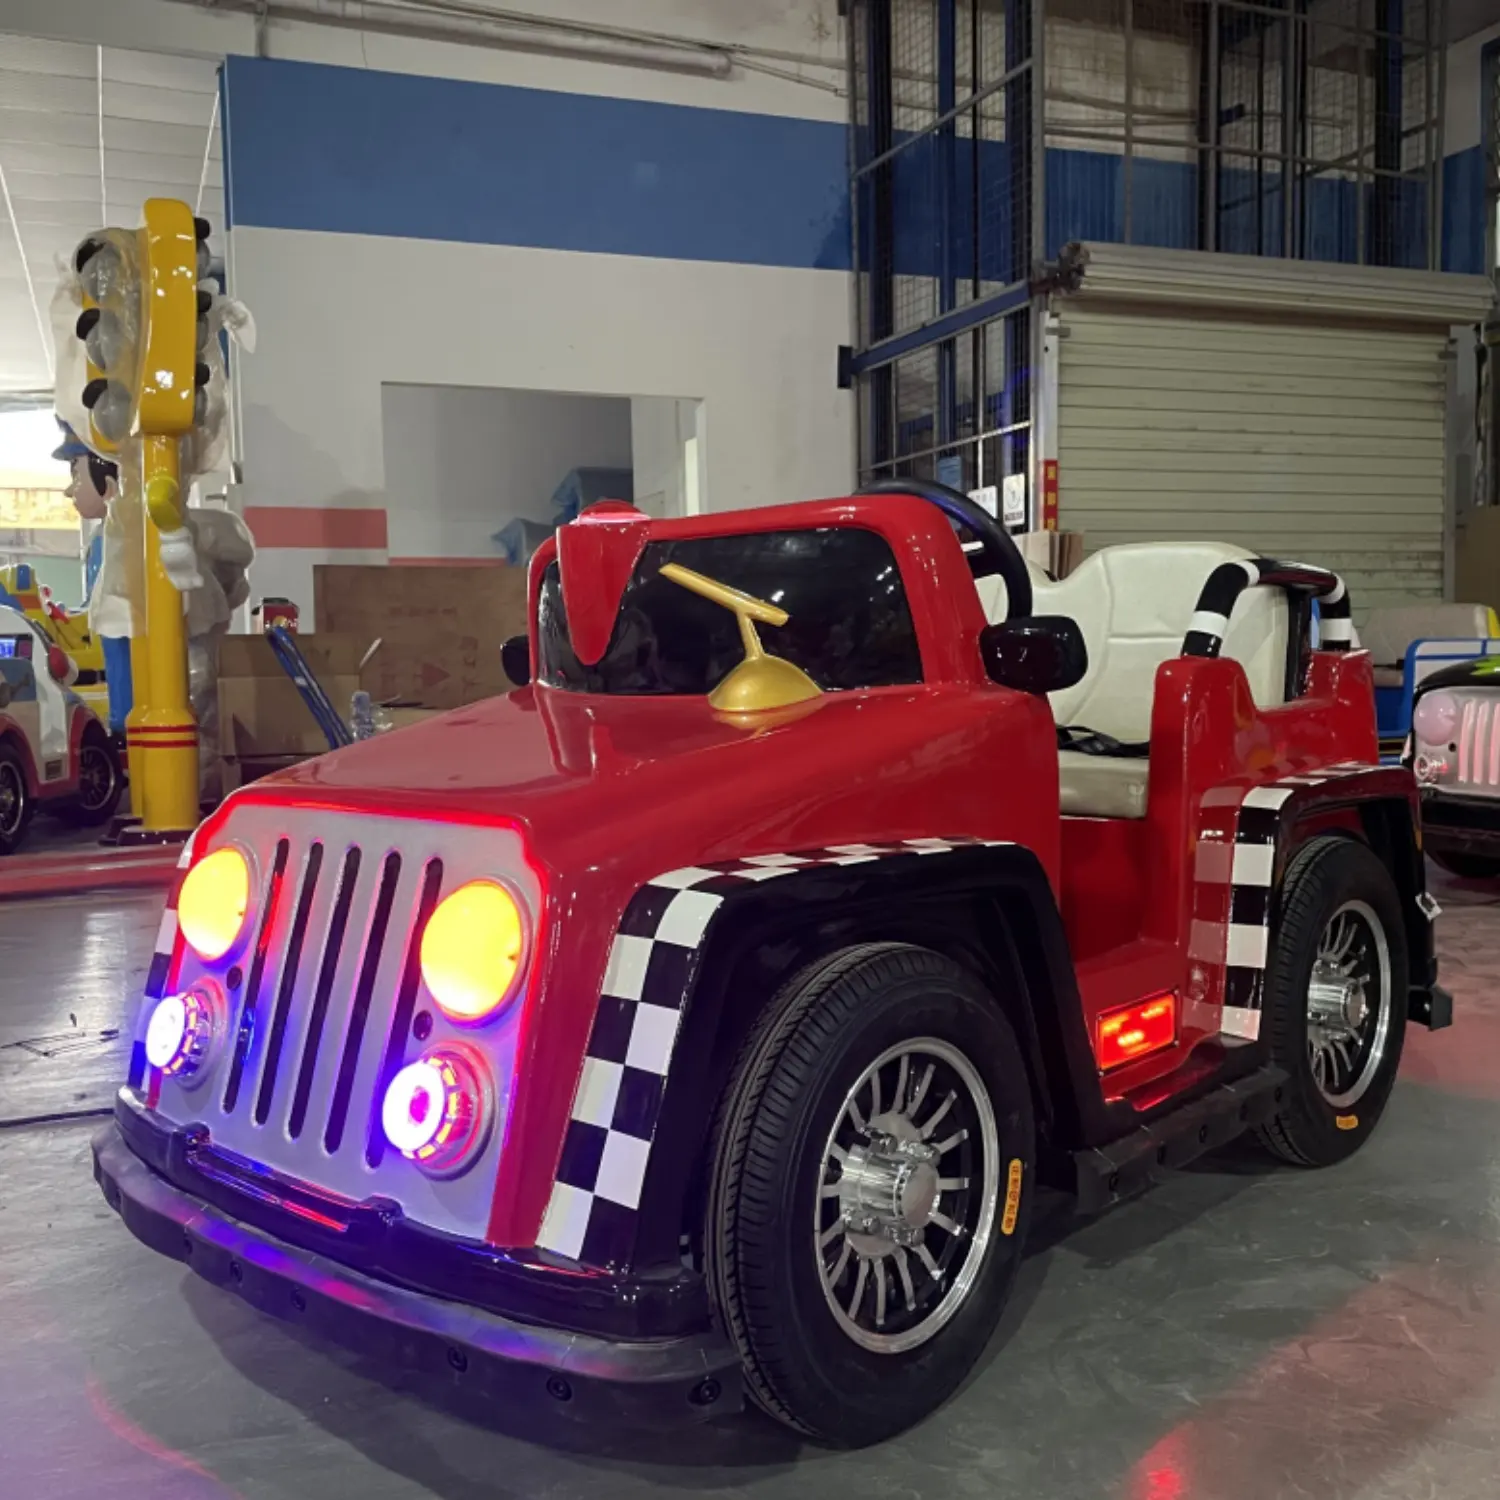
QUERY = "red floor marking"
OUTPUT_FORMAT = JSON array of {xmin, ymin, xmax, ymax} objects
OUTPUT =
[
  {"xmin": 85, "ymin": 1370, "xmax": 240, "ymax": 1493},
  {"xmin": 0, "ymin": 844, "xmax": 182, "ymax": 899}
]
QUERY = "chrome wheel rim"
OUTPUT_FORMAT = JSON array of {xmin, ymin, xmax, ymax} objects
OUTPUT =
[
  {"xmin": 0, "ymin": 762, "xmax": 22, "ymax": 836},
  {"xmin": 1305, "ymin": 899, "xmax": 1392, "ymax": 1109},
  {"xmin": 77, "ymin": 742, "xmax": 115, "ymax": 812},
  {"xmin": 814, "ymin": 1037, "xmax": 1000, "ymax": 1355}
]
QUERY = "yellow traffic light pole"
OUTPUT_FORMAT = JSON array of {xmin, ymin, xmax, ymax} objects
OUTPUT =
[{"xmin": 123, "ymin": 200, "xmax": 200, "ymax": 837}]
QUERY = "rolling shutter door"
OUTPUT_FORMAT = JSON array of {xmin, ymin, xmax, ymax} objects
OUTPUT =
[
  {"xmin": 1051, "ymin": 244, "xmax": 1495, "ymax": 615},
  {"xmin": 1057, "ymin": 309, "xmax": 1446, "ymax": 610}
]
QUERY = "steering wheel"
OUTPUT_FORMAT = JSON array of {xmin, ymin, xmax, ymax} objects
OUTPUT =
[{"xmin": 858, "ymin": 477, "xmax": 1033, "ymax": 619}]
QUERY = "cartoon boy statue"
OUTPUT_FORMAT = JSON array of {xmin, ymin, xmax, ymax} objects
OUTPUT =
[{"xmin": 54, "ymin": 420, "xmax": 133, "ymax": 735}]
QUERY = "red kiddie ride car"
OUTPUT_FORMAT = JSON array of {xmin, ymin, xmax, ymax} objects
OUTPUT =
[{"xmin": 95, "ymin": 483, "xmax": 1449, "ymax": 1446}]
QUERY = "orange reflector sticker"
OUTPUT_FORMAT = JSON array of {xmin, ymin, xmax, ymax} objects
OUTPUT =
[
  {"xmin": 1001, "ymin": 1159, "xmax": 1023, "ymax": 1235},
  {"xmin": 1336, "ymin": 1114, "xmax": 1359, "ymax": 1131},
  {"xmin": 1096, "ymin": 992, "xmax": 1178, "ymax": 1071}
]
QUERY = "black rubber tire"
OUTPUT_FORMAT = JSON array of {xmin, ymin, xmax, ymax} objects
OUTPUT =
[
  {"xmin": 0, "ymin": 739, "xmax": 34, "ymax": 856},
  {"xmin": 705, "ymin": 942, "xmax": 1035, "ymax": 1447},
  {"xmin": 1255, "ymin": 837, "xmax": 1408, "ymax": 1168},
  {"xmin": 1429, "ymin": 848, "xmax": 1500, "ymax": 881},
  {"xmin": 57, "ymin": 721, "xmax": 123, "ymax": 827}
]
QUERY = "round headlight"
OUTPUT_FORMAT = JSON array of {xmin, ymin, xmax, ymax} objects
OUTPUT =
[
  {"xmin": 144, "ymin": 980, "xmax": 222, "ymax": 1081},
  {"xmin": 1412, "ymin": 691, "xmax": 1460, "ymax": 748},
  {"xmin": 177, "ymin": 846, "xmax": 252, "ymax": 961},
  {"xmin": 381, "ymin": 1047, "xmax": 492, "ymax": 1174},
  {"xmin": 419, "ymin": 880, "xmax": 527, "ymax": 1022}
]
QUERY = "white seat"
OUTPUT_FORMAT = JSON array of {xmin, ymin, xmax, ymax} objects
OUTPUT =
[{"xmin": 979, "ymin": 542, "xmax": 1289, "ymax": 819}]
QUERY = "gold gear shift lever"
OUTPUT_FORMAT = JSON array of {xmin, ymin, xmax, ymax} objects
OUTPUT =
[{"xmin": 660, "ymin": 562, "xmax": 823, "ymax": 713}]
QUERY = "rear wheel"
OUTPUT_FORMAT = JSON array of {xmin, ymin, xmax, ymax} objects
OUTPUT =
[
  {"xmin": 59, "ymin": 721, "xmax": 123, "ymax": 827},
  {"xmin": 1256, "ymin": 837, "xmax": 1407, "ymax": 1167},
  {"xmin": 0, "ymin": 741, "xmax": 33, "ymax": 856},
  {"xmin": 1430, "ymin": 849, "xmax": 1500, "ymax": 881},
  {"xmin": 706, "ymin": 943, "xmax": 1035, "ymax": 1446}
]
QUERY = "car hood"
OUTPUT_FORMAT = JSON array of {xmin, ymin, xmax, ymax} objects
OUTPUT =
[{"xmin": 238, "ymin": 681, "xmax": 1043, "ymax": 880}]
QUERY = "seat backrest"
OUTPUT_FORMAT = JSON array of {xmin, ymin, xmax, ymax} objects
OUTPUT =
[
  {"xmin": 978, "ymin": 542, "xmax": 1288, "ymax": 744},
  {"xmin": 1361, "ymin": 604, "xmax": 1498, "ymax": 666}
]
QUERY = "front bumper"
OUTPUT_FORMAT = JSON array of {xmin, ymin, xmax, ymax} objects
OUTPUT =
[
  {"xmin": 94, "ymin": 1112, "xmax": 741, "ymax": 1428},
  {"xmin": 1421, "ymin": 789, "xmax": 1500, "ymax": 856}
]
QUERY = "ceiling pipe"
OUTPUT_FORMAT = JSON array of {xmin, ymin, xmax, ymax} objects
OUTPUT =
[{"xmin": 178, "ymin": 0, "xmax": 734, "ymax": 76}]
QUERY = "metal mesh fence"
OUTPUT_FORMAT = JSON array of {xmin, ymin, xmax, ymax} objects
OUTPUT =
[
  {"xmin": 851, "ymin": 0, "xmax": 1035, "ymax": 346},
  {"xmin": 1043, "ymin": 0, "xmax": 1443, "ymax": 269},
  {"xmin": 849, "ymin": 0, "xmax": 1446, "ymax": 504},
  {"xmin": 858, "ymin": 310, "xmax": 1034, "ymax": 496},
  {"xmin": 850, "ymin": 0, "xmax": 1037, "ymax": 502}
]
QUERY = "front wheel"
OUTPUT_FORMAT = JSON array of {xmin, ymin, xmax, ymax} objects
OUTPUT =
[
  {"xmin": 58, "ymin": 721, "xmax": 123, "ymax": 827},
  {"xmin": 705, "ymin": 943, "xmax": 1035, "ymax": 1446},
  {"xmin": 1256, "ymin": 837, "xmax": 1408, "ymax": 1167},
  {"xmin": 0, "ymin": 740, "xmax": 33, "ymax": 856}
]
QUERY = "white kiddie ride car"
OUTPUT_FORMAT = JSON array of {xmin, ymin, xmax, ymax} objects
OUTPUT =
[{"xmin": 0, "ymin": 601, "xmax": 123, "ymax": 854}]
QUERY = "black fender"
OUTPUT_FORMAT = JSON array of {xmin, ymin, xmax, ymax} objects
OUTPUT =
[
  {"xmin": 623, "ymin": 839, "xmax": 1124, "ymax": 1273},
  {"xmin": 1227, "ymin": 764, "xmax": 1438, "ymax": 1021}
]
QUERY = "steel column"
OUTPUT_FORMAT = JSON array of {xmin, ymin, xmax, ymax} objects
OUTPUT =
[
  {"xmin": 1370, "ymin": 0, "xmax": 1403, "ymax": 266},
  {"xmin": 1197, "ymin": 0, "xmax": 1221, "ymax": 253},
  {"xmin": 937, "ymin": 0, "xmax": 958, "ymax": 450},
  {"xmin": 865, "ymin": 0, "xmax": 895, "ymax": 470}
]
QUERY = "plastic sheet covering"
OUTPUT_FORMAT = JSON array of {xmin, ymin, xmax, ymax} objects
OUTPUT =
[
  {"xmin": 49, "ymin": 229, "xmax": 141, "ymax": 452},
  {"xmin": 185, "ymin": 503, "xmax": 256, "ymax": 795},
  {"xmin": 49, "ymin": 243, "xmax": 256, "ymax": 496},
  {"xmin": 181, "ymin": 288, "xmax": 256, "ymax": 486},
  {"xmin": 91, "ymin": 441, "xmax": 146, "ymax": 641}
]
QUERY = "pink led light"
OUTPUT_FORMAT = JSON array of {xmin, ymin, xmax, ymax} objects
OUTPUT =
[
  {"xmin": 144, "ymin": 984, "xmax": 219, "ymax": 1079},
  {"xmin": 381, "ymin": 1048, "xmax": 491, "ymax": 1174},
  {"xmin": 1413, "ymin": 691, "xmax": 1459, "ymax": 748}
]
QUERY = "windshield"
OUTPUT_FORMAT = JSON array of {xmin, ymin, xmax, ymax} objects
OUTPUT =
[{"xmin": 537, "ymin": 527, "xmax": 923, "ymax": 695}]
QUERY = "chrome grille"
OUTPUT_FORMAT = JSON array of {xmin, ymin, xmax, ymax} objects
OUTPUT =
[
  {"xmin": 150, "ymin": 804, "xmax": 536, "ymax": 1236},
  {"xmin": 1456, "ymin": 695, "xmax": 1500, "ymax": 792}
]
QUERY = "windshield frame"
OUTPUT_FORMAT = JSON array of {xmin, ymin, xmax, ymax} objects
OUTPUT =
[{"xmin": 525, "ymin": 495, "xmax": 991, "ymax": 696}]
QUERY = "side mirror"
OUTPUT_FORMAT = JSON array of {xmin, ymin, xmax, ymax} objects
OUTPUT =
[
  {"xmin": 501, "ymin": 634, "xmax": 531, "ymax": 688},
  {"xmin": 980, "ymin": 616, "xmax": 1087, "ymax": 695}
]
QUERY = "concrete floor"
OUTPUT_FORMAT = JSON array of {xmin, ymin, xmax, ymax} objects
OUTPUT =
[{"xmin": 3, "ymin": 874, "xmax": 1499, "ymax": 1499}]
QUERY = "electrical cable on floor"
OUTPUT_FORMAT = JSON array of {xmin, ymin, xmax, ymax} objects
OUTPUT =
[{"xmin": 0, "ymin": 1105, "xmax": 114, "ymax": 1130}]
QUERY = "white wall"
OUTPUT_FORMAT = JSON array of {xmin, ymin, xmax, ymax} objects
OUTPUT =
[
  {"xmin": 233, "ymin": 228, "xmax": 853, "ymax": 609},
  {"xmin": 1, "ymin": 0, "xmax": 856, "ymax": 611},
  {"xmin": 0, "ymin": 0, "xmax": 845, "ymax": 122},
  {"xmin": 1445, "ymin": 21, "xmax": 1500, "ymax": 154},
  {"xmin": 629, "ymin": 396, "xmax": 701, "ymax": 518},
  {"xmin": 380, "ymin": 384, "xmax": 631, "ymax": 559}
]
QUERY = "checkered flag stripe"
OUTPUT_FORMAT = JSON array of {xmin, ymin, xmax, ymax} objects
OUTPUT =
[
  {"xmin": 1194, "ymin": 763, "xmax": 1383, "ymax": 1043},
  {"xmin": 536, "ymin": 837, "xmax": 1009, "ymax": 1268},
  {"xmin": 130, "ymin": 838, "xmax": 197, "ymax": 1090}
]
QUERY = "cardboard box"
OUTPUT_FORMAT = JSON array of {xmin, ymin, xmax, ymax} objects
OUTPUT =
[
  {"xmin": 358, "ymin": 639, "xmax": 508, "ymax": 714},
  {"xmin": 382, "ymin": 706, "xmax": 446, "ymax": 731},
  {"xmin": 313, "ymin": 564, "xmax": 527, "ymax": 710},
  {"xmin": 1019, "ymin": 529, "xmax": 1085, "ymax": 580},
  {"xmin": 220, "ymin": 753, "xmax": 319, "ymax": 794},
  {"xmin": 217, "ymin": 633, "xmax": 363, "ymax": 758}
]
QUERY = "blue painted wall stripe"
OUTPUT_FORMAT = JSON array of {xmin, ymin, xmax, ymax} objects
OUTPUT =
[
  {"xmin": 221, "ymin": 55, "xmax": 1483, "ymax": 284},
  {"xmin": 220, "ymin": 55, "xmax": 851, "ymax": 270},
  {"xmin": 1443, "ymin": 146, "xmax": 1485, "ymax": 276}
]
